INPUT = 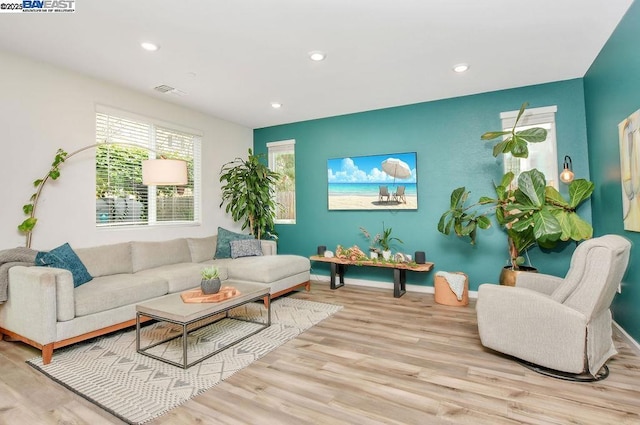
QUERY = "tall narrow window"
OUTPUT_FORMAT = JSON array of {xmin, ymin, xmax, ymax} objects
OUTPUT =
[
  {"xmin": 267, "ymin": 139, "xmax": 296, "ymax": 224},
  {"xmin": 95, "ymin": 107, "xmax": 201, "ymax": 227},
  {"xmin": 500, "ymin": 105, "xmax": 559, "ymax": 189}
]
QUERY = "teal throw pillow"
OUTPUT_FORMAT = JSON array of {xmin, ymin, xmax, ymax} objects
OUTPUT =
[
  {"xmin": 35, "ymin": 243, "xmax": 93, "ymax": 287},
  {"xmin": 215, "ymin": 227, "xmax": 255, "ymax": 259}
]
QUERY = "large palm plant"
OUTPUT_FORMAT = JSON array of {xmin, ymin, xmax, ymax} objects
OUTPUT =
[{"xmin": 438, "ymin": 103, "xmax": 594, "ymax": 269}]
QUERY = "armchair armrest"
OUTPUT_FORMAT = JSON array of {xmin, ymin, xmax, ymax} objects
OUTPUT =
[
  {"xmin": 0, "ymin": 266, "xmax": 74, "ymax": 345},
  {"xmin": 515, "ymin": 272, "xmax": 563, "ymax": 295},
  {"xmin": 476, "ymin": 283, "xmax": 588, "ymax": 372}
]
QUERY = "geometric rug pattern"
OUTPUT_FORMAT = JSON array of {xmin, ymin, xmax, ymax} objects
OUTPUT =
[{"xmin": 27, "ymin": 298, "xmax": 342, "ymax": 424}]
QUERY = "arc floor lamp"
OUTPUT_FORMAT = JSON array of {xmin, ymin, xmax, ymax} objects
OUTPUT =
[{"xmin": 19, "ymin": 142, "xmax": 188, "ymax": 248}]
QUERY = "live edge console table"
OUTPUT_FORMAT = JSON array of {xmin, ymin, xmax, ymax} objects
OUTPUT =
[{"xmin": 309, "ymin": 255, "xmax": 434, "ymax": 298}]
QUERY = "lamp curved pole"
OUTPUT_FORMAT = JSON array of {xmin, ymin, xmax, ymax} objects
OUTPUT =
[{"xmin": 19, "ymin": 142, "xmax": 172, "ymax": 248}]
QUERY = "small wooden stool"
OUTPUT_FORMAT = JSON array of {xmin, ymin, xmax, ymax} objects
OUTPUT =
[{"xmin": 434, "ymin": 272, "xmax": 469, "ymax": 306}]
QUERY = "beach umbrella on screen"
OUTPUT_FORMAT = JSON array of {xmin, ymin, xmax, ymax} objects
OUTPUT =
[{"xmin": 381, "ymin": 158, "xmax": 411, "ymax": 182}]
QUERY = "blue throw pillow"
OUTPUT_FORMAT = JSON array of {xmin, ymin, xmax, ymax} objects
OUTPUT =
[
  {"xmin": 35, "ymin": 243, "xmax": 93, "ymax": 288},
  {"xmin": 215, "ymin": 227, "xmax": 254, "ymax": 259}
]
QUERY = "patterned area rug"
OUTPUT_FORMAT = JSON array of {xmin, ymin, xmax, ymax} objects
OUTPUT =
[{"xmin": 27, "ymin": 298, "xmax": 342, "ymax": 424}]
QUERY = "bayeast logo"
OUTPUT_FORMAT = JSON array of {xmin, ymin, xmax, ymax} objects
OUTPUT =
[{"xmin": 22, "ymin": 0, "xmax": 75, "ymax": 12}]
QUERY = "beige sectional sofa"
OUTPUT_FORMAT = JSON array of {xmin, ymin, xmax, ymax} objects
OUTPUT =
[{"xmin": 0, "ymin": 235, "xmax": 310, "ymax": 364}]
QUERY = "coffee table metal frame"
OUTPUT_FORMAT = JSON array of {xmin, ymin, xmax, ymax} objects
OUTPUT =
[{"xmin": 136, "ymin": 287, "xmax": 270, "ymax": 369}]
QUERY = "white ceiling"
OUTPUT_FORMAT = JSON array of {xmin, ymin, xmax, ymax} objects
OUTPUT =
[{"xmin": 0, "ymin": 0, "xmax": 633, "ymax": 129}]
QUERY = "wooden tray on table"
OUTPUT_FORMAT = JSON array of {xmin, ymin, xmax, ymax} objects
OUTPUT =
[{"xmin": 180, "ymin": 286, "xmax": 241, "ymax": 303}]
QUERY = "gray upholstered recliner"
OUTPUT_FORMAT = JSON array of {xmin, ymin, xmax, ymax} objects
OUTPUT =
[{"xmin": 476, "ymin": 235, "xmax": 631, "ymax": 379}]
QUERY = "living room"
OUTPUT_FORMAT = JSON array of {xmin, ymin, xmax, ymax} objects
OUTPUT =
[{"xmin": 1, "ymin": 1, "xmax": 640, "ymax": 424}]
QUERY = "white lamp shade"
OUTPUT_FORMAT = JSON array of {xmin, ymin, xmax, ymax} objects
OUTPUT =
[{"xmin": 142, "ymin": 159, "xmax": 188, "ymax": 185}]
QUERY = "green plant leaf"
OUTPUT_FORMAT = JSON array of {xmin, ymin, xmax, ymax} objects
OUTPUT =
[
  {"xmin": 22, "ymin": 204, "xmax": 33, "ymax": 214},
  {"xmin": 481, "ymin": 130, "xmax": 510, "ymax": 140},
  {"xmin": 532, "ymin": 207, "xmax": 562, "ymax": 243},
  {"xmin": 477, "ymin": 216, "xmax": 492, "ymax": 229},
  {"xmin": 545, "ymin": 185, "xmax": 570, "ymax": 208},
  {"xmin": 568, "ymin": 179, "xmax": 595, "ymax": 208},
  {"xmin": 516, "ymin": 127, "xmax": 547, "ymax": 143},
  {"xmin": 510, "ymin": 137, "xmax": 529, "ymax": 158},
  {"xmin": 449, "ymin": 187, "xmax": 467, "ymax": 209},
  {"xmin": 516, "ymin": 169, "xmax": 546, "ymax": 207},
  {"xmin": 18, "ymin": 217, "xmax": 37, "ymax": 233},
  {"xmin": 33, "ymin": 179, "xmax": 43, "ymax": 187}
]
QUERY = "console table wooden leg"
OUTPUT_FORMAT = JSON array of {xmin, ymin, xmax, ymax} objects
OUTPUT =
[
  {"xmin": 393, "ymin": 269, "xmax": 406, "ymax": 298},
  {"xmin": 330, "ymin": 263, "xmax": 346, "ymax": 289}
]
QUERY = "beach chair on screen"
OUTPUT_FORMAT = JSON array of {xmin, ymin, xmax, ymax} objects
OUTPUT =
[
  {"xmin": 379, "ymin": 185, "xmax": 390, "ymax": 203},
  {"xmin": 393, "ymin": 185, "xmax": 406, "ymax": 203}
]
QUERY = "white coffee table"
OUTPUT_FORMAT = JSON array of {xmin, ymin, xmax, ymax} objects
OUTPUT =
[{"xmin": 136, "ymin": 281, "xmax": 270, "ymax": 369}]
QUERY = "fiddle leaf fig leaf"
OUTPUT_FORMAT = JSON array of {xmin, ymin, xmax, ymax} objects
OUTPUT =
[
  {"xmin": 477, "ymin": 216, "xmax": 492, "ymax": 229},
  {"xmin": 516, "ymin": 127, "xmax": 548, "ymax": 143},
  {"xmin": 545, "ymin": 185, "xmax": 569, "ymax": 207},
  {"xmin": 481, "ymin": 130, "xmax": 510, "ymax": 140},
  {"xmin": 568, "ymin": 179, "xmax": 595, "ymax": 208},
  {"xmin": 532, "ymin": 207, "xmax": 562, "ymax": 242},
  {"xmin": 510, "ymin": 137, "xmax": 529, "ymax": 158},
  {"xmin": 517, "ymin": 169, "xmax": 546, "ymax": 206}
]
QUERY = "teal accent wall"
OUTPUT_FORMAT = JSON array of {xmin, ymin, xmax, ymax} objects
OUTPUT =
[
  {"xmin": 254, "ymin": 79, "xmax": 589, "ymax": 291},
  {"xmin": 584, "ymin": 0, "xmax": 640, "ymax": 342}
]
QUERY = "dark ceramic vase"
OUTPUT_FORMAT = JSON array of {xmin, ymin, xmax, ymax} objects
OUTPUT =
[{"xmin": 201, "ymin": 278, "xmax": 221, "ymax": 294}]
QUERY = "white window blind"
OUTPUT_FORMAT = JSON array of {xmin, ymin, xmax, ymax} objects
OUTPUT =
[
  {"xmin": 95, "ymin": 108, "xmax": 201, "ymax": 227},
  {"xmin": 500, "ymin": 105, "xmax": 559, "ymax": 189},
  {"xmin": 267, "ymin": 139, "xmax": 296, "ymax": 224}
]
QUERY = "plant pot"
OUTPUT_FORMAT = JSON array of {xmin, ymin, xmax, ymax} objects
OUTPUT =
[
  {"xmin": 499, "ymin": 265, "xmax": 538, "ymax": 286},
  {"xmin": 370, "ymin": 251, "xmax": 378, "ymax": 259},
  {"xmin": 201, "ymin": 278, "xmax": 221, "ymax": 294},
  {"xmin": 382, "ymin": 250, "xmax": 392, "ymax": 260}
]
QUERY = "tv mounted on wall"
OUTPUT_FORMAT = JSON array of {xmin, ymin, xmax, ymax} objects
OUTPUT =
[{"xmin": 327, "ymin": 152, "xmax": 417, "ymax": 210}]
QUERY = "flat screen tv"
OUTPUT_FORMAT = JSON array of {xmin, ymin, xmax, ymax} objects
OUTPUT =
[{"xmin": 327, "ymin": 152, "xmax": 417, "ymax": 210}]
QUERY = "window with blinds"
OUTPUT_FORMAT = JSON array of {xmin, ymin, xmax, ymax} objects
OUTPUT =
[
  {"xmin": 95, "ymin": 108, "xmax": 201, "ymax": 227},
  {"xmin": 267, "ymin": 139, "xmax": 296, "ymax": 224},
  {"xmin": 500, "ymin": 105, "xmax": 559, "ymax": 189}
]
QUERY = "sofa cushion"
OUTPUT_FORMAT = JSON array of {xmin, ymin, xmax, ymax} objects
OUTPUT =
[
  {"xmin": 76, "ymin": 242, "xmax": 133, "ymax": 277},
  {"xmin": 215, "ymin": 255, "xmax": 310, "ymax": 283},
  {"xmin": 136, "ymin": 263, "xmax": 229, "ymax": 293},
  {"xmin": 131, "ymin": 239, "xmax": 192, "ymax": 272},
  {"xmin": 74, "ymin": 274, "xmax": 169, "ymax": 317},
  {"xmin": 35, "ymin": 243, "xmax": 93, "ymax": 287},
  {"xmin": 230, "ymin": 239, "xmax": 263, "ymax": 259},
  {"xmin": 187, "ymin": 235, "xmax": 217, "ymax": 263},
  {"xmin": 214, "ymin": 227, "xmax": 254, "ymax": 259}
]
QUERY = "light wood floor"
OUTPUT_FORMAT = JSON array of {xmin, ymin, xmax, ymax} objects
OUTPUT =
[{"xmin": 1, "ymin": 281, "xmax": 640, "ymax": 424}]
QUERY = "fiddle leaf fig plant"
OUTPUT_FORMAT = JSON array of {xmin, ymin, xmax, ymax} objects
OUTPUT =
[
  {"xmin": 219, "ymin": 149, "xmax": 280, "ymax": 240},
  {"xmin": 438, "ymin": 103, "xmax": 594, "ymax": 270}
]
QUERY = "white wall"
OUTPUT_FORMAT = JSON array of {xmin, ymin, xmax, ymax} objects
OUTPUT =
[{"xmin": 0, "ymin": 50, "xmax": 253, "ymax": 250}]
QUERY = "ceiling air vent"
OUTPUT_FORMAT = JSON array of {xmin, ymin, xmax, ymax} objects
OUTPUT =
[
  {"xmin": 153, "ymin": 84, "xmax": 187, "ymax": 96},
  {"xmin": 154, "ymin": 84, "xmax": 175, "ymax": 93}
]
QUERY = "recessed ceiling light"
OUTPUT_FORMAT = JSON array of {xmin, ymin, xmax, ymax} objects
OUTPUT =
[
  {"xmin": 141, "ymin": 42, "xmax": 160, "ymax": 52},
  {"xmin": 271, "ymin": 102, "xmax": 282, "ymax": 109},
  {"xmin": 453, "ymin": 63, "xmax": 469, "ymax": 73},
  {"xmin": 308, "ymin": 51, "xmax": 326, "ymax": 61}
]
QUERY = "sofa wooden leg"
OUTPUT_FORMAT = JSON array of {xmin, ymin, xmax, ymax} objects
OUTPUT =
[
  {"xmin": 42, "ymin": 344, "xmax": 54, "ymax": 365},
  {"xmin": 305, "ymin": 281, "xmax": 311, "ymax": 291}
]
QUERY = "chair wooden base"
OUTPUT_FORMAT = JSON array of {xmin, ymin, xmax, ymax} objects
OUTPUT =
[{"xmin": 517, "ymin": 358, "xmax": 610, "ymax": 382}]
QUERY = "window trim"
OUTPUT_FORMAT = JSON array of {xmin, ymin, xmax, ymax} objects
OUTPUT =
[
  {"xmin": 500, "ymin": 105, "xmax": 559, "ymax": 189},
  {"xmin": 95, "ymin": 105, "xmax": 202, "ymax": 228},
  {"xmin": 267, "ymin": 139, "xmax": 296, "ymax": 225}
]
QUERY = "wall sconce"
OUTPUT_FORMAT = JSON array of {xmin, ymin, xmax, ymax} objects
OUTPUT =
[{"xmin": 560, "ymin": 155, "xmax": 575, "ymax": 184}]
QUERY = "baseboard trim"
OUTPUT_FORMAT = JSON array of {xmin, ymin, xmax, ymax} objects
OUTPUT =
[
  {"xmin": 310, "ymin": 273, "xmax": 638, "ymax": 356},
  {"xmin": 613, "ymin": 321, "xmax": 640, "ymax": 356},
  {"xmin": 309, "ymin": 274, "xmax": 479, "ymax": 299}
]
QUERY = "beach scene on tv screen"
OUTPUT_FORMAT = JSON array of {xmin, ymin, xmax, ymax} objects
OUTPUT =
[{"xmin": 327, "ymin": 152, "xmax": 417, "ymax": 210}]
